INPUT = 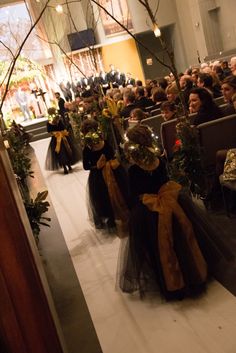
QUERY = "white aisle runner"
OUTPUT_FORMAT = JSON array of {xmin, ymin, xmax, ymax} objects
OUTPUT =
[{"xmin": 32, "ymin": 138, "xmax": 236, "ymax": 353}]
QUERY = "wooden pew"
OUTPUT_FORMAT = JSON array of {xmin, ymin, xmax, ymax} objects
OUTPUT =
[
  {"xmin": 142, "ymin": 114, "xmax": 164, "ymax": 139},
  {"xmin": 197, "ymin": 114, "xmax": 236, "ymax": 173}
]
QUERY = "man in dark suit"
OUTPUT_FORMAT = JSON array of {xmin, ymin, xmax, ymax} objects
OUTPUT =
[
  {"xmin": 99, "ymin": 70, "xmax": 109, "ymax": 94},
  {"xmin": 72, "ymin": 77, "xmax": 82, "ymax": 97},
  {"xmin": 135, "ymin": 86, "xmax": 153, "ymax": 110},
  {"xmin": 107, "ymin": 64, "xmax": 117, "ymax": 87},
  {"xmin": 55, "ymin": 92, "xmax": 67, "ymax": 118},
  {"xmin": 115, "ymin": 69, "xmax": 126, "ymax": 87},
  {"xmin": 125, "ymin": 72, "xmax": 135, "ymax": 86},
  {"xmin": 120, "ymin": 91, "xmax": 137, "ymax": 130},
  {"xmin": 59, "ymin": 81, "xmax": 72, "ymax": 102}
]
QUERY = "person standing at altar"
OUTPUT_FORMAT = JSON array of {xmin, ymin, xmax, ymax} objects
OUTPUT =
[
  {"xmin": 125, "ymin": 72, "xmax": 135, "ymax": 86},
  {"xmin": 115, "ymin": 69, "xmax": 126, "ymax": 88},
  {"xmin": 107, "ymin": 64, "xmax": 117, "ymax": 87},
  {"xmin": 72, "ymin": 76, "xmax": 82, "ymax": 98},
  {"xmin": 59, "ymin": 81, "xmax": 72, "ymax": 102},
  {"xmin": 99, "ymin": 70, "xmax": 109, "ymax": 94},
  {"xmin": 93, "ymin": 72, "xmax": 101, "ymax": 94},
  {"xmin": 55, "ymin": 92, "xmax": 71, "ymax": 129},
  {"xmin": 15, "ymin": 87, "xmax": 31, "ymax": 121},
  {"xmin": 55, "ymin": 92, "xmax": 67, "ymax": 120}
]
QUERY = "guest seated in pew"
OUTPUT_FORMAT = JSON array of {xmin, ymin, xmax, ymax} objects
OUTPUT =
[
  {"xmin": 221, "ymin": 75, "xmax": 236, "ymax": 116},
  {"xmin": 214, "ymin": 75, "xmax": 236, "ymax": 193},
  {"xmin": 179, "ymin": 74, "xmax": 193, "ymax": 108},
  {"xmin": 165, "ymin": 82, "xmax": 180, "ymax": 105},
  {"xmin": 129, "ymin": 108, "xmax": 149, "ymax": 124},
  {"xmin": 221, "ymin": 60, "xmax": 232, "ymax": 79},
  {"xmin": 134, "ymin": 86, "xmax": 153, "ymax": 110},
  {"xmin": 151, "ymin": 87, "xmax": 167, "ymax": 109},
  {"xmin": 189, "ymin": 87, "xmax": 222, "ymax": 125},
  {"xmin": 191, "ymin": 68, "xmax": 200, "ymax": 87},
  {"xmin": 158, "ymin": 77, "xmax": 169, "ymax": 91},
  {"xmin": 144, "ymin": 85, "xmax": 152, "ymax": 99},
  {"xmin": 135, "ymin": 80, "xmax": 143, "ymax": 87},
  {"xmin": 160, "ymin": 101, "xmax": 177, "ymax": 121},
  {"xmin": 120, "ymin": 91, "xmax": 137, "ymax": 119},
  {"xmin": 197, "ymin": 73, "xmax": 222, "ymax": 98}
]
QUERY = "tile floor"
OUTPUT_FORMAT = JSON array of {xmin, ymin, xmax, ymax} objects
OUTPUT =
[{"xmin": 32, "ymin": 138, "xmax": 236, "ymax": 353}]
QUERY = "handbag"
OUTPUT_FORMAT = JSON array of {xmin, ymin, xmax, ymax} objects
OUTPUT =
[{"xmin": 223, "ymin": 148, "xmax": 236, "ymax": 181}]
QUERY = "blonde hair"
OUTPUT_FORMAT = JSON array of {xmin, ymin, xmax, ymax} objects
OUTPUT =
[{"xmin": 165, "ymin": 83, "xmax": 178, "ymax": 95}]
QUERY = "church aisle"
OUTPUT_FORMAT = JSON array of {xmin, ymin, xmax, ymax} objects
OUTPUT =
[{"xmin": 32, "ymin": 138, "xmax": 236, "ymax": 353}]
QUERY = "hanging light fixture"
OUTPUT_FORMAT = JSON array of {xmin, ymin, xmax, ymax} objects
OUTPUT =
[
  {"xmin": 55, "ymin": 4, "xmax": 63, "ymax": 13},
  {"xmin": 153, "ymin": 23, "xmax": 161, "ymax": 37}
]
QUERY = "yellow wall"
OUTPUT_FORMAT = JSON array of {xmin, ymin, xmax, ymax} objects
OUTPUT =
[{"xmin": 101, "ymin": 38, "xmax": 145, "ymax": 83}]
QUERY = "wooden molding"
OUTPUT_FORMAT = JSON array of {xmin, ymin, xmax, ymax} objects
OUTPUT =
[{"xmin": 0, "ymin": 138, "xmax": 66, "ymax": 353}]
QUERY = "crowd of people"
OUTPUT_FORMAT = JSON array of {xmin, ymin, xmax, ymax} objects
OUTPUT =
[
  {"xmin": 59, "ymin": 64, "xmax": 137, "ymax": 100},
  {"xmin": 43, "ymin": 57, "xmax": 236, "ymax": 301}
]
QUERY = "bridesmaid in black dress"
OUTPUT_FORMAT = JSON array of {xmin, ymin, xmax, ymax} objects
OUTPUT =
[
  {"xmin": 119, "ymin": 124, "xmax": 234, "ymax": 300},
  {"xmin": 81, "ymin": 118, "xmax": 130, "ymax": 233}
]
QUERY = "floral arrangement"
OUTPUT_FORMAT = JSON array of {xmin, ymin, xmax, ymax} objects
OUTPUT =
[
  {"xmin": 102, "ymin": 97, "xmax": 124, "ymax": 119},
  {"xmin": 24, "ymin": 191, "xmax": 51, "ymax": 241},
  {"xmin": 168, "ymin": 120, "xmax": 206, "ymax": 196},
  {"xmin": 80, "ymin": 128, "xmax": 103, "ymax": 148},
  {"xmin": 124, "ymin": 130, "xmax": 160, "ymax": 166}
]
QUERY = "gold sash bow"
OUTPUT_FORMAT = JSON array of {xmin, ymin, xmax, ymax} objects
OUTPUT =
[
  {"xmin": 142, "ymin": 181, "xmax": 207, "ymax": 292},
  {"xmin": 52, "ymin": 130, "xmax": 71, "ymax": 155},
  {"xmin": 97, "ymin": 155, "xmax": 129, "ymax": 226}
]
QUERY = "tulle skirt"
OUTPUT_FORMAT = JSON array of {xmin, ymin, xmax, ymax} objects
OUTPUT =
[
  {"xmin": 118, "ymin": 191, "xmax": 234, "ymax": 300},
  {"xmin": 87, "ymin": 165, "xmax": 130, "ymax": 231},
  {"xmin": 45, "ymin": 135, "xmax": 81, "ymax": 171}
]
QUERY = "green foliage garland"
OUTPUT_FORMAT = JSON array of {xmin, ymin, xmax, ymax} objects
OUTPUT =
[
  {"xmin": 6, "ymin": 129, "xmax": 34, "ymax": 183},
  {"xmin": 168, "ymin": 120, "xmax": 206, "ymax": 196},
  {"xmin": 5, "ymin": 124, "xmax": 51, "ymax": 239},
  {"xmin": 24, "ymin": 191, "xmax": 51, "ymax": 240}
]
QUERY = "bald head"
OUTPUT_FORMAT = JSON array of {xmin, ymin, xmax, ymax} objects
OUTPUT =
[{"xmin": 230, "ymin": 57, "xmax": 236, "ymax": 74}]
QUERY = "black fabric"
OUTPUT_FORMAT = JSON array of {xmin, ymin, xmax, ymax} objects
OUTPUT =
[
  {"xmin": 193, "ymin": 104, "xmax": 223, "ymax": 125},
  {"xmin": 135, "ymin": 97, "xmax": 153, "ymax": 110},
  {"xmin": 45, "ymin": 120, "xmax": 80, "ymax": 171},
  {"xmin": 120, "ymin": 104, "xmax": 137, "ymax": 119},
  {"xmin": 118, "ymin": 159, "xmax": 234, "ymax": 299},
  {"xmin": 83, "ymin": 141, "xmax": 130, "ymax": 228},
  {"xmin": 221, "ymin": 103, "xmax": 235, "ymax": 117},
  {"xmin": 58, "ymin": 97, "xmax": 67, "ymax": 118}
]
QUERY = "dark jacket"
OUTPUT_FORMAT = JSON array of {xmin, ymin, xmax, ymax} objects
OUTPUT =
[{"xmin": 193, "ymin": 104, "xmax": 222, "ymax": 125}]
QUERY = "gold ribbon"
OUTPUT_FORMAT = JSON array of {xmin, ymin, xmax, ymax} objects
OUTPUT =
[
  {"xmin": 52, "ymin": 130, "xmax": 72, "ymax": 155},
  {"xmin": 97, "ymin": 155, "xmax": 129, "ymax": 228},
  {"xmin": 142, "ymin": 181, "xmax": 207, "ymax": 292}
]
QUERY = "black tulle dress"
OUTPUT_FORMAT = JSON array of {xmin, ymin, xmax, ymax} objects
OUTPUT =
[
  {"xmin": 119, "ymin": 158, "xmax": 234, "ymax": 300},
  {"xmin": 45, "ymin": 120, "xmax": 80, "ymax": 171},
  {"xmin": 83, "ymin": 141, "xmax": 129, "ymax": 230}
]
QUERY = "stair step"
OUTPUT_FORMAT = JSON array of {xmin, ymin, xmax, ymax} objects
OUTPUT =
[
  {"xmin": 23, "ymin": 118, "xmax": 48, "ymax": 132},
  {"xmin": 31, "ymin": 132, "xmax": 50, "ymax": 142},
  {"xmin": 27, "ymin": 126, "xmax": 47, "ymax": 135}
]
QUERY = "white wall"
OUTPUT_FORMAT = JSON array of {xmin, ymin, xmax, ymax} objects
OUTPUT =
[
  {"xmin": 216, "ymin": 0, "xmax": 236, "ymax": 51},
  {"xmin": 176, "ymin": 0, "xmax": 208, "ymax": 65},
  {"xmin": 128, "ymin": 0, "xmax": 178, "ymax": 33},
  {"xmin": 127, "ymin": 0, "xmax": 190, "ymax": 72}
]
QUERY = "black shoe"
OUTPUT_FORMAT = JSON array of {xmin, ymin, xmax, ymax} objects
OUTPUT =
[
  {"xmin": 68, "ymin": 165, "xmax": 72, "ymax": 172},
  {"xmin": 64, "ymin": 167, "xmax": 69, "ymax": 174}
]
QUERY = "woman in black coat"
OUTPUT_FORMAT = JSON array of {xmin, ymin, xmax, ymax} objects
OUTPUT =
[{"xmin": 189, "ymin": 87, "xmax": 222, "ymax": 125}]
